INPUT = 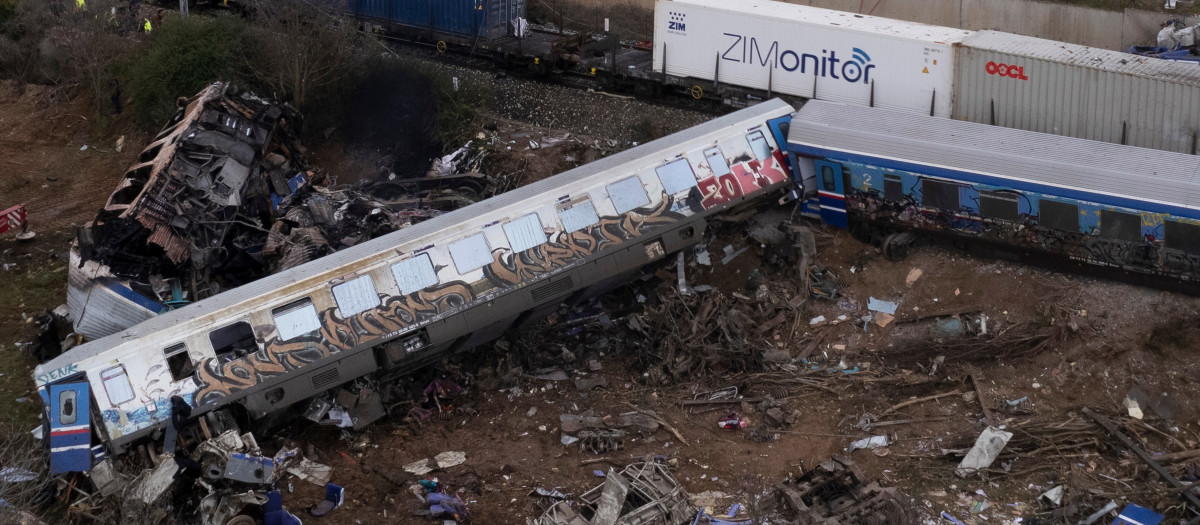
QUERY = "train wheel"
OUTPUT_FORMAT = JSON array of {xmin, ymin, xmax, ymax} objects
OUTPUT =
[
  {"xmin": 436, "ymin": 41, "xmax": 447, "ymax": 53},
  {"xmin": 882, "ymin": 232, "xmax": 916, "ymax": 261},
  {"xmin": 690, "ymin": 85, "xmax": 704, "ymax": 99}
]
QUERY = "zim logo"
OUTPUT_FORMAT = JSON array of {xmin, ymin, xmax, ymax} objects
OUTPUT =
[
  {"xmin": 667, "ymin": 11, "xmax": 686, "ymax": 33},
  {"xmin": 985, "ymin": 61, "xmax": 1028, "ymax": 81}
]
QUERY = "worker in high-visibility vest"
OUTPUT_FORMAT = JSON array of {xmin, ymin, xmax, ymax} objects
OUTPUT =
[
  {"xmin": 143, "ymin": 18, "xmax": 152, "ymax": 32},
  {"xmin": 75, "ymin": 0, "xmax": 85, "ymax": 10}
]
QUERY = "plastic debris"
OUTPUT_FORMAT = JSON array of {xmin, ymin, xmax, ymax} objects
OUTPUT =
[
  {"xmin": 1078, "ymin": 500, "xmax": 1118, "ymax": 525},
  {"xmin": 956, "ymin": 426, "xmax": 1013, "ymax": 477},
  {"xmin": 1112, "ymin": 503, "xmax": 1163, "ymax": 525},
  {"xmin": 905, "ymin": 268, "xmax": 923, "ymax": 286},
  {"xmin": 849, "ymin": 435, "xmax": 889, "ymax": 453},
  {"xmin": 1039, "ymin": 485, "xmax": 1063, "ymax": 506},
  {"xmin": 718, "ymin": 413, "xmax": 748, "ymax": 430},
  {"xmin": 867, "ymin": 297, "xmax": 899, "ymax": 315}
]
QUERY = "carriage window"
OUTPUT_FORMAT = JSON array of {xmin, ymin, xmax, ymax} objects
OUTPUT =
[
  {"xmin": 503, "ymin": 213, "xmax": 547, "ymax": 253},
  {"xmin": 449, "ymin": 233, "xmax": 493, "ymax": 274},
  {"xmin": 209, "ymin": 321, "xmax": 258, "ymax": 362},
  {"xmin": 1038, "ymin": 200, "xmax": 1079, "ymax": 232},
  {"xmin": 558, "ymin": 199, "xmax": 600, "ymax": 232},
  {"xmin": 1165, "ymin": 221, "xmax": 1200, "ymax": 253},
  {"xmin": 704, "ymin": 147, "xmax": 730, "ymax": 176},
  {"xmin": 163, "ymin": 343, "xmax": 195, "ymax": 382},
  {"xmin": 884, "ymin": 174, "xmax": 902, "ymax": 202},
  {"xmin": 1100, "ymin": 210, "xmax": 1142, "ymax": 243},
  {"xmin": 607, "ymin": 176, "xmax": 649, "ymax": 214},
  {"xmin": 332, "ymin": 275, "xmax": 380, "ymax": 317},
  {"xmin": 655, "ymin": 159, "xmax": 699, "ymax": 195},
  {"xmin": 272, "ymin": 299, "xmax": 321, "ymax": 341},
  {"xmin": 746, "ymin": 131, "xmax": 771, "ymax": 161},
  {"xmin": 59, "ymin": 390, "xmax": 77, "ymax": 425},
  {"xmin": 821, "ymin": 166, "xmax": 835, "ymax": 191},
  {"xmin": 980, "ymin": 190, "xmax": 1020, "ymax": 221},
  {"xmin": 921, "ymin": 179, "xmax": 959, "ymax": 210},
  {"xmin": 391, "ymin": 254, "xmax": 439, "ymax": 295},
  {"xmin": 100, "ymin": 365, "xmax": 135, "ymax": 406}
]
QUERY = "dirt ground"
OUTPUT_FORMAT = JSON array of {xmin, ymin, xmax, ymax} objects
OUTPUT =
[{"xmin": 4, "ymin": 80, "xmax": 1200, "ymax": 525}]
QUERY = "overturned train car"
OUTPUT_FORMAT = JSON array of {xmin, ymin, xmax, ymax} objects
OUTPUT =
[
  {"xmin": 789, "ymin": 100, "xmax": 1200, "ymax": 288},
  {"xmin": 35, "ymin": 100, "xmax": 796, "ymax": 472}
]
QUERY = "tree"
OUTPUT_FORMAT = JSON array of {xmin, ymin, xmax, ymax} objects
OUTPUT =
[{"xmin": 241, "ymin": 0, "xmax": 362, "ymax": 109}]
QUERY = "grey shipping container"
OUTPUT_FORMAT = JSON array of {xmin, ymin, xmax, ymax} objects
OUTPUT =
[
  {"xmin": 343, "ymin": 0, "xmax": 524, "ymax": 41},
  {"xmin": 953, "ymin": 30, "xmax": 1200, "ymax": 154}
]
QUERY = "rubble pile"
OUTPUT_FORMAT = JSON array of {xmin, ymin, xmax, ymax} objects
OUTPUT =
[
  {"xmin": 630, "ymin": 289, "xmax": 771, "ymax": 381},
  {"xmin": 67, "ymin": 82, "xmax": 491, "ymax": 341}
]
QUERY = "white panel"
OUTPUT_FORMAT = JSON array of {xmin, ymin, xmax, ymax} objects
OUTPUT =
[
  {"xmin": 273, "ymin": 300, "xmax": 321, "ymax": 340},
  {"xmin": 100, "ymin": 366, "xmax": 135, "ymax": 405},
  {"xmin": 332, "ymin": 275, "xmax": 379, "ymax": 317},
  {"xmin": 449, "ymin": 234, "xmax": 493, "ymax": 274},
  {"xmin": 607, "ymin": 176, "xmax": 650, "ymax": 214},
  {"xmin": 503, "ymin": 213, "xmax": 547, "ymax": 253},
  {"xmin": 653, "ymin": 0, "xmax": 966, "ymax": 117},
  {"xmin": 559, "ymin": 200, "xmax": 600, "ymax": 232},
  {"xmin": 705, "ymin": 147, "xmax": 730, "ymax": 176},
  {"xmin": 747, "ymin": 131, "xmax": 771, "ymax": 161},
  {"xmin": 391, "ymin": 254, "xmax": 439, "ymax": 295},
  {"xmin": 655, "ymin": 159, "xmax": 699, "ymax": 195}
]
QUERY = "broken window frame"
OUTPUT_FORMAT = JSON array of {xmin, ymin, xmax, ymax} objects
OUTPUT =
[
  {"xmin": 979, "ymin": 190, "xmax": 1020, "ymax": 222},
  {"xmin": 883, "ymin": 173, "xmax": 903, "ymax": 202},
  {"xmin": 654, "ymin": 158, "xmax": 698, "ymax": 195},
  {"xmin": 271, "ymin": 298, "xmax": 322, "ymax": 341},
  {"xmin": 59, "ymin": 390, "xmax": 78, "ymax": 426},
  {"xmin": 391, "ymin": 254, "xmax": 439, "ymax": 295},
  {"xmin": 503, "ymin": 213, "xmax": 548, "ymax": 253},
  {"xmin": 449, "ymin": 233, "xmax": 494, "ymax": 274},
  {"xmin": 1165, "ymin": 220, "xmax": 1200, "ymax": 253},
  {"xmin": 557, "ymin": 199, "xmax": 600, "ymax": 233},
  {"xmin": 331, "ymin": 275, "xmax": 381, "ymax": 318},
  {"xmin": 100, "ymin": 365, "xmax": 135, "ymax": 406},
  {"xmin": 606, "ymin": 176, "xmax": 650, "ymax": 215},
  {"xmin": 163, "ymin": 343, "xmax": 196, "ymax": 382},
  {"xmin": 208, "ymin": 320, "xmax": 259, "ymax": 362},
  {"xmin": 920, "ymin": 178, "xmax": 960, "ymax": 211},
  {"xmin": 1099, "ymin": 209, "xmax": 1142, "ymax": 243},
  {"xmin": 704, "ymin": 147, "xmax": 731, "ymax": 176},
  {"xmin": 746, "ymin": 130, "xmax": 771, "ymax": 161},
  {"xmin": 1038, "ymin": 200, "xmax": 1080, "ymax": 232}
]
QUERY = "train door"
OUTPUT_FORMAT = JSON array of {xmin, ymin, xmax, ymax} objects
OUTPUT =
[
  {"xmin": 48, "ymin": 381, "xmax": 92, "ymax": 474},
  {"xmin": 765, "ymin": 115, "xmax": 795, "ymax": 176},
  {"xmin": 816, "ymin": 160, "xmax": 849, "ymax": 228}
]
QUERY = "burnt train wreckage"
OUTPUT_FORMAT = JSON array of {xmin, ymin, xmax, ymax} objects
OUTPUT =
[
  {"xmin": 69, "ymin": 82, "xmax": 312, "ymax": 340},
  {"xmin": 36, "ymin": 100, "xmax": 796, "ymax": 471}
]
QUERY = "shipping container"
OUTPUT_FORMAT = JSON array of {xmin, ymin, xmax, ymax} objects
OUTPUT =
[
  {"xmin": 343, "ymin": 0, "xmax": 524, "ymax": 41},
  {"xmin": 653, "ymin": 0, "xmax": 970, "ymax": 117},
  {"xmin": 954, "ymin": 31, "xmax": 1200, "ymax": 154}
]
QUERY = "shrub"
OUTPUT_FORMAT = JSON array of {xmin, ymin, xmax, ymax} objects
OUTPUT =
[{"xmin": 121, "ymin": 13, "xmax": 247, "ymax": 126}]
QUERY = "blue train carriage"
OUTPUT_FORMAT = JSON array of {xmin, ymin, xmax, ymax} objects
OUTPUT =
[
  {"xmin": 33, "ymin": 100, "xmax": 797, "ymax": 473},
  {"xmin": 787, "ymin": 100, "xmax": 1200, "ymax": 284}
]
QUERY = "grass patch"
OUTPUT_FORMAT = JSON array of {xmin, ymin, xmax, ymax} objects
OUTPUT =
[{"xmin": 0, "ymin": 235, "xmax": 73, "ymax": 428}]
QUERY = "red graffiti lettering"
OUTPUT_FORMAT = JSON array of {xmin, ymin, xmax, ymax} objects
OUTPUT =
[{"xmin": 985, "ymin": 61, "xmax": 1028, "ymax": 81}]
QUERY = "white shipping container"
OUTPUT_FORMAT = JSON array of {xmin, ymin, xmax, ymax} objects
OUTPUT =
[
  {"xmin": 653, "ymin": 0, "xmax": 970, "ymax": 116},
  {"xmin": 954, "ymin": 31, "xmax": 1200, "ymax": 154}
]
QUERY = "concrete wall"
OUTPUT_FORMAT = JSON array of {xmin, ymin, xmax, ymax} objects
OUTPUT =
[{"xmin": 634, "ymin": 0, "xmax": 1198, "ymax": 50}]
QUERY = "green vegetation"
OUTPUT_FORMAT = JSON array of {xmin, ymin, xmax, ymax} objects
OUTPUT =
[{"xmin": 121, "ymin": 13, "xmax": 249, "ymax": 126}]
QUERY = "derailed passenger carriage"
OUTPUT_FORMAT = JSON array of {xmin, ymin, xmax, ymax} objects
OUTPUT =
[
  {"xmin": 789, "ymin": 100, "xmax": 1200, "ymax": 287},
  {"xmin": 34, "ymin": 100, "xmax": 796, "ymax": 471}
]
